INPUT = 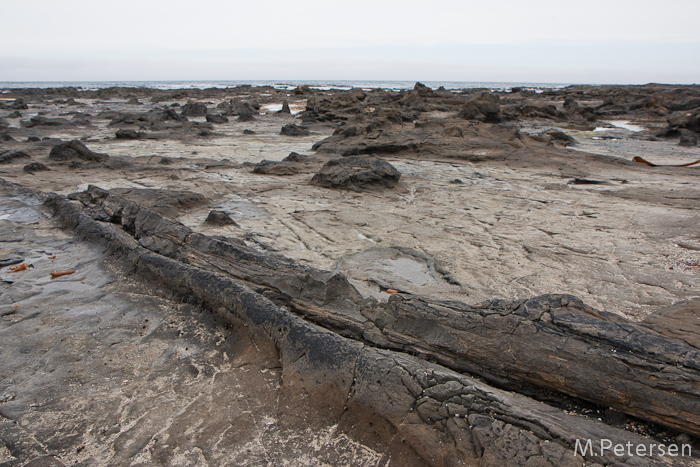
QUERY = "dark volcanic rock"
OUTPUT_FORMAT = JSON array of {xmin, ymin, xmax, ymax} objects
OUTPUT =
[
  {"xmin": 21, "ymin": 116, "xmax": 73, "ymax": 128},
  {"xmin": 413, "ymin": 81, "xmax": 434, "ymax": 96},
  {"xmin": 204, "ymin": 210, "xmax": 239, "ymax": 227},
  {"xmin": 126, "ymin": 97, "xmax": 141, "ymax": 105},
  {"xmin": 23, "ymin": 162, "xmax": 50, "ymax": 173},
  {"xmin": 277, "ymin": 101, "xmax": 292, "ymax": 115},
  {"xmin": 0, "ymin": 151, "xmax": 31, "ymax": 164},
  {"xmin": 242, "ymin": 129, "xmax": 255, "ymax": 134},
  {"xmin": 158, "ymin": 108, "xmax": 189, "ymax": 122},
  {"xmin": 252, "ymin": 160, "xmax": 300, "ymax": 175},
  {"xmin": 252, "ymin": 152, "xmax": 316, "ymax": 176},
  {"xmin": 0, "ymin": 132, "xmax": 15, "ymax": 141},
  {"xmin": 48, "ymin": 140, "xmax": 109, "ymax": 162},
  {"xmin": 237, "ymin": 105, "xmax": 256, "ymax": 122},
  {"xmin": 292, "ymin": 85, "xmax": 312, "ymax": 95},
  {"xmin": 10, "ymin": 99, "xmax": 28, "ymax": 110},
  {"xmin": 181, "ymin": 100, "xmax": 208, "ymax": 117},
  {"xmin": 458, "ymin": 91, "xmax": 502, "ymax": 123},
  {"xmin": 115, "ymin": 129, "xmax": 142, "ymax": 139},
  {"xmin": 109, "ymin": 187, "xmax": 210, "ymax": 219},
  {"xmin": 311, "ymin": 155, "xmax": 400, "ymax": 190},
  {"xmin": 534, "ymin": 129, "xmax": 577, "ymax": 146},
  {"xmin": 70, "ymin": 113, "xmax": 92, "ymax": 125},
  {"xmin": 678, "ymin": 129, "xmax": 698, "ymax": 147},
  {"xmin": 280, "ymin": 124, "xmax": 311, "ymax": 136},
  {"xmin": 205, "ymin": 114, "xmax": 228, "ymax": 124},
  {"xmin": 668, "ymin": 109, "xmax": 700, "ymax": 133}
]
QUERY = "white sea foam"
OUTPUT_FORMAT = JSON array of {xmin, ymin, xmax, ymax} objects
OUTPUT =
[{"xmin": 0, "ymin": 80, "xmax": 568, "ymax": 92}]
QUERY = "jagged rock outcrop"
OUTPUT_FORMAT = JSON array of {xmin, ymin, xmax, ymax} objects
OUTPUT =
[
  {"xmin": 311, "ymin": 156, "xmax": 401, "ymax": 190},
  {"xmin": 48, "ymin": 140, "xmax": 108, "ymax": 162},
  {"xmin": 280, "ymin": 124, "xmax": 311, "ymax": 136},
  {"xmin": 252, "ymin": 152, "xmax": 316, "ymax": 176},
  {"xmin": 180, "ymin": 100, "xmax": 208, "ymax": 117},
  {"xmin": 0, "ymin": 151, "xmax": 30, "ymax": 164},
  {"xmin": 458, "ymin": 91, "xmax": 502, "ymax": 123}
]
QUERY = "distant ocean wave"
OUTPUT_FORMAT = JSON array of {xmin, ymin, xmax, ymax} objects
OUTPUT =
[{"xmin": 0, "ymin": 80, "xmax": 569, "ymax": 92}]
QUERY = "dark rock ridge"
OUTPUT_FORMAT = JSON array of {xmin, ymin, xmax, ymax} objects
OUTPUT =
[
  {"xmin": 252, "ymin": 152, "xmax": 319, "ymax": 176},
  {"xmin": 48, "ymin": 140, "xmax": 108, "ymax": 162},
  {"xmin": 21, "ymin": 116, "xmax": 73, "ymax": 128},
  {"xmin": 23, "ymin": 162, "xmax": 50, "ymax": 173},
  {"xmin": 34, "ymin": 182, "xmax": 697, "ymax": 466},
  {"xmin": 204, "ymin": 210, "xmax": 239, "ymax": 227},
  {"xmin": 0, "ymin": 151, "xmax": 31, "ymax": 164},
  {"xmin": 115, "ymin": 129, "xmax": 142, "ymax": 139},
  {"xmin": 56, "ymin": 185, "xmax": 700, "ymax": 440},
  {"xmin": 205, "ymin": 113, "xmax": 228, "ymax": 124},
  {"xmin": 280, "ymin": 124, "xmax": 311, "ymax": 136},
  {"xmin": 311, "ymin": 155, "xmax": 401, "ymax": 190}
]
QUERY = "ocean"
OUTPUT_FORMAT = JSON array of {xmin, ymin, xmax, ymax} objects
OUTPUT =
[{"xmin": 0, "ymin": 80, "xmax": 568, "ymax": 92}]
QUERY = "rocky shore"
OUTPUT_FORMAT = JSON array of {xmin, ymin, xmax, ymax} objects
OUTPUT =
[{"xmin": 1, "ymin": 83, "xmax": 699, "ymax": 466}]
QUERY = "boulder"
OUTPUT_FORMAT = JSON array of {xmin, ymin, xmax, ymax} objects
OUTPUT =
[
  {"xmin": 458, "ymin": 91, "xmax": 502, "ymax": 123},
  {"xmin": 0, "ymin": 151, "xmax": 31, "ymax": 164},
  {"xmin": 237, "ymin": 105, "xmax": 256, "ymax": 122},
  {"xmin": 252, "ymin": 159, "xmax": 300, "ymax": 175},
  {"xmin": 10, "ymin": 99, "xmax": 28, "ymax": 110},
  {"xmin": 413, "ymin": 82, "xmax": 434, "ymax": 96},
  {"xmin": 181, "ymin": 100, "xmax": 208, "ymax": 117},
  {"xmin": 204, "ymin": 210, "xmax": 239, "ymax": 227},
  {"xmin": 23, "ymin": 162, "xmax": 50, "ymax": 173},
  {"xmin": 292, "ymin": 85, "xmax": 312, "ymax": 95},
  {"xmin": 115, "ymin": 129, "xmax": 142, "ymax": 139},
  {"xmin": 668, "ymin": 109, "xmax": 700, "ymax": 133},
  {"xmin": 157, "ymin": 108, "xmax": 189, "ymax": 122},
  {"xmin": 48, "ymin": 140, "xmax": 109, "ymax": 162},
  {"xmin": 252, "ymin": 152, "xmax": 313, "ymax": 176},
  {"xmin": 535, "ymin": 129, "xmax": 577, "ymax": 146},
  {"xmin": 205, "ymin": 114, "xmax": 228, "ymax": 124},
  {"xmin": 311, "ymin": 155, "xmax": 400, "ymax": 190},
  {"xmin": 21, "ymin": 116, "xmax": 72, "ymax": 128},
  {"xmin": 280, "ymin": 124, "xmax": 311, "ymax": 136},
  {"xmin": 678, "ymin": 129, "xmax": 698, "ymax": 147}
]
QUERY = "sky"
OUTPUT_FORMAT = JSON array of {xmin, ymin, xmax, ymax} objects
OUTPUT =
[{"xmin": 1, "ymin": 0, "xmax": 699, "ymax": 84}]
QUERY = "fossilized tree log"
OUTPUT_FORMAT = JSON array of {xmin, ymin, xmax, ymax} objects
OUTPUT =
[{"xmin": 56, "ymin": 185, "xmax": 700, "ymax": 439}]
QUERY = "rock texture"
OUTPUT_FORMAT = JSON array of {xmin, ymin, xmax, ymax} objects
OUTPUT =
[
  {"xmin": 311, "ymin": 156, "xmax": 401, "ymax": 190},
  {"xmin": 47, "ymin": 140, "xmax": 108, "ymax": 162},
  {"xmin": 36, "ymin": 183, "xmax": 698, "ymax": 466}
]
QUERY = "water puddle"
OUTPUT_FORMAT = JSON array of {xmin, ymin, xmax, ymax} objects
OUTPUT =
[
  {"xmin": 0, "ymin": 194, "xmax": 46, "ymax": 223},
  {"xmin": 337, "ymin": 247, "xmax": 456, "ymax": 296},
  {"xmin": 594, "ymin": 121, "xmax": 646, "ymax": 133}
]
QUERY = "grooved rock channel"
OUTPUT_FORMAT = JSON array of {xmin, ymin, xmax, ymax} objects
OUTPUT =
[{"xmin": 2, "ymin": 179, "xmax": 697, "ymax": 466}]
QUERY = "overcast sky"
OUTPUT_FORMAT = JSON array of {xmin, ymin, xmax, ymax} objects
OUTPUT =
[{"xmin": 2, "ymin": 0, "xmax": 699, "ymax": 84}]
